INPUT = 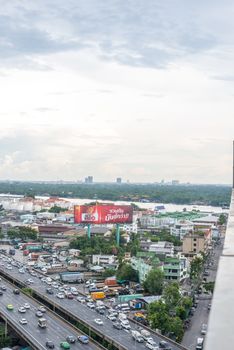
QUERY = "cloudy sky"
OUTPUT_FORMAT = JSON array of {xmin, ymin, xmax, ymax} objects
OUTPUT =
[{"xmin": 0, "ymin": 0, "xmax": 233, "ymax": 184}]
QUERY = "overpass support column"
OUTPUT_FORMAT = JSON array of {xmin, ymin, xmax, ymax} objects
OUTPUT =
[{"xmin": 4, "ymin": 319, "xmax": 7, "ymax": 337}]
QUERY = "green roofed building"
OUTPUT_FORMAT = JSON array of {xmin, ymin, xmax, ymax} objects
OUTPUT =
[
  {"xmin": 163, "ymin": 256, "xmax": 188, "ymax": 282},
  {"xmin": 131, "ymin": 252, "xmax": 162, "ymax": 283}
]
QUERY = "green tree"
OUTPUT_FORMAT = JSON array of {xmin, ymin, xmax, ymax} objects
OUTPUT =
[
  {"xmin": 117, "ymin": 263, "xmax": 139, "ymax": 282},
  {"xmin": 49, "ymin": 205, "xmax": 67, "ymax": 213},
  {"xmin": 7, "ymin": 226, "xmax": 37, "ymax": 240},
  {"xmin": 218, "ymin": 213, "xmax": 227, "ymax": 225},
  {"xmin": 203, "ymin": 281, "xmax": 215, "ymax": 294},
  {"xmin": 22, "ymin": 287, "xmax": 33, "ymax": 296},
  {"xmin": 168, "ymin": 316, "xmax": 184, "ymax": 342},
  {"xmin": 102, "ymin": 268, "xmax": 116, "ymax": 278},
  {"xmin": 148, "ymin": 300, "xmax": 170, "ymax": 333},
  {"xmin": 181, "ymin": 296, "xmax": 193, "ymax": 311},
  {"xmin": 190, "ymin": 256, "xmax": 203, "ymax": 280},
  {"xmin": 163, "ymin": 282, "xmax": 181, "ymax": 311},
  {"xmin": 175, "ymin": 305, "xmax": 187, "ymax": 320},
  {"xmin": 143, "ymin": 268, "xmax": 164, "ymax": 295}
]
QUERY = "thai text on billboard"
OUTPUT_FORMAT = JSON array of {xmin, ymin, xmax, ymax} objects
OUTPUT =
[{"xmin": 74, "ymin": 205, "xmax": 133, "ymax": 224}]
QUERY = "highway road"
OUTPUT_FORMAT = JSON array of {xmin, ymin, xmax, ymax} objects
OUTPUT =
[
  {"xmin": 0, "ymin": 278, "xmax": 101, "ymax": 350},
  {"xmin": 0, "ymin": 254, "xmax": 186, "ymax": 350}
]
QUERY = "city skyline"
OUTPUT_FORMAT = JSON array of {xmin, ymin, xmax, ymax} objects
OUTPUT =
[{"xmin": 0, "ymin": 1, "xmax": 234, "ymax": 184}]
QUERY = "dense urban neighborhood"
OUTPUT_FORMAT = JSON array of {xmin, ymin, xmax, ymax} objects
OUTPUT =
[{"xmin": 0, "ymin": 193, "xmax": 227, "ymax": 350}]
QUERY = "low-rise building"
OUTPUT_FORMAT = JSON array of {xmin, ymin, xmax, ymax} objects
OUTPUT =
[
  {"xmin": 131, "ymin": 252, "xmax": 162, "ymax": 283},
  {"xmin": 163, "ymin": 256, "xmax": 188, "ymax": 282},
  {"xmin": 182, "ymin": 231, "xmax": 211, "ymax": 257},
  {"xmin": 149, "ymin": 241, "xmax": 174, "ymax": 256},
  {"xmin": 92, "ymin": 254, "xmax": 116, "ymax": 266},
  {"xmin": 170, "ymin": 220, "xmax": 194, "ymax": 239}
]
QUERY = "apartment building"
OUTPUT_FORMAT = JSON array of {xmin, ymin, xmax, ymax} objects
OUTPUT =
[{"xmin": 182, "ymin": 231, "xmax": 211, "ymax": 257}]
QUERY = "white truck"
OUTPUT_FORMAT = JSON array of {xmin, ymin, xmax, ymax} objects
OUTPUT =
[
  {"xmin": 120, "ymin": 319, "xmax": 131, "ymax": 330},
  {"xmin": 118, "ymin": 312, "xmax": 127, "ymax": 321},
  {"xmin": 131, "ymin": 331, "xmax": 144, "ymax": 343},
  {"xmin": 38, "ymin": 318, "xmax": 47, "ymax": 328},
  {"xmin": 140, "ymin": 329, "xmax": 151, "ymax": 340}
]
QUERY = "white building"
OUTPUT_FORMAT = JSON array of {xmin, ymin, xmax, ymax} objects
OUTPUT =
[
  {"xmin": 92, "ymin": 254, "xmax": 116, "ymax": 266},
  {"xmin": 170, "ymin": 220, "xmax": 194, "ymax": 239},
  {"xmin": 149, "ymin": 241, "xmax": 174, "ymax": 256}
]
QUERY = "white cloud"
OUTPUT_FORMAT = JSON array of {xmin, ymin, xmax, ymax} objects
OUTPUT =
[{"xmin": 0, "ymin": 1, "xmax": 233, "ymax": 183}]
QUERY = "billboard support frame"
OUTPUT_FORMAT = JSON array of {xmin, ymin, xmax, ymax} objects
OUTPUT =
[
  {"xmin": 116, "ymin": 224, "xmax": 120, "ymax": 246},
  {"xmin": 87, "ymin": 224, "xmax": 91, "ymax": 239}
]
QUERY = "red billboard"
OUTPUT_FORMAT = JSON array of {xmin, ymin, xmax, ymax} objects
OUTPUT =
[{"xmin": 74, "ymin": 205, "xmax": 133, "ymax": 224}]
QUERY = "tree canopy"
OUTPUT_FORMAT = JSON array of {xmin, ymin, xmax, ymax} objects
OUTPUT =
[
  {"xmin": 116, "ymin": 263, "xmax": 139, "ymax": 282},
  {"xmin": 7, "ymin": 226, "xmax": 37, "ymax": 240},
  {"xmin": 143, "ymin": 268, "xmax": 164, "ymax": 295},
  {"xmin": 0, "ymin": 182, "xmax": 230, "ymax": 206}
]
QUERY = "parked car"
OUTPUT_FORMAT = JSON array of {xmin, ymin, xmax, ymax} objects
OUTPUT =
[{"xmin": 201, "ymin": 323, "xmax": 207, "ymax": 335}]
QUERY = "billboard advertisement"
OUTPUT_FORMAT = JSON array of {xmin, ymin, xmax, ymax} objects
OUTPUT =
[{"xmin": 74, "ymin": 205, "xmax": 133, "ymax": 224}]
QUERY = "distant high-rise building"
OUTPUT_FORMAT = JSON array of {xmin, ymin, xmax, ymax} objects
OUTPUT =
[
  {"xmin": 172, "ymin": 180, "xmax": 179, "ymax": 185},
  {"xmin": 116, "ymin": 177, "xmax": 122, "ymax": 184},
  {"xmin": 84, "ymin": 176, "xmax": 93, "ymax": 184}
]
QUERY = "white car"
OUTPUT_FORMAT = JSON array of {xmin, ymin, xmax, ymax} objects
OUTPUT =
[
  {"xmin": 77, "ymin": 297, "xmax": 86, "ymax": 303},
  {"xmin": 201, "ymin": 323, "xmax": 207, "ymax": 335},
  {"xmin": 71, "ymin": 290, "xmax": 79, "ymax": 296},
  {"xmin": 58, "ymin": 287, "xmax": 65, "ymax": 292},
  {"xmin": 19, "ymin": 318, "xmax": 28, "ymax": 325},
  {"xmin": 87, "ymin": 302, "xmax": 95, "ymax": 309},
  {"xmin": 107, "ymin": 314, "xmax": 117, "ymax": 321},
  {"xmin": 6, "ymin": 265, "xmax": 12, "ymax": 270},
  {"xmin": 19, "ymin": 269, "xmax": 25, "ymax": 274},
  {"xmin": 145, "ymin": 342, "xmax": 159, "ymax": 350},
  {"xmin": 18, "ymin": 307, "xmax": 26, "ymax": 313},
  {"xmin": 56, "ymin": 293, "xmax": 65, "ymax": 299},
  {"xmin": 24, "ymin": 303, "xmax": 30, "ymax": 309},
  {"xmin": 94, "ymin": 318, "xmax": 103, "ymax": 326}
]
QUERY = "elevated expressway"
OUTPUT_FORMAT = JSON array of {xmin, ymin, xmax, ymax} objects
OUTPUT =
[
  {"xmin": 0, "ymin": 260, "xmax": 188, "ymax": 350},
  {"xmin": 0, "ymin": 278, "xmax": 102, "ymax": 350}
]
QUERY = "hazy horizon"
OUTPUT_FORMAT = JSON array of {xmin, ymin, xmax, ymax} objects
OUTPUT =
[{"xmin": 0, "ymin": 1, "xmax": 234, "ymax": 184}]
